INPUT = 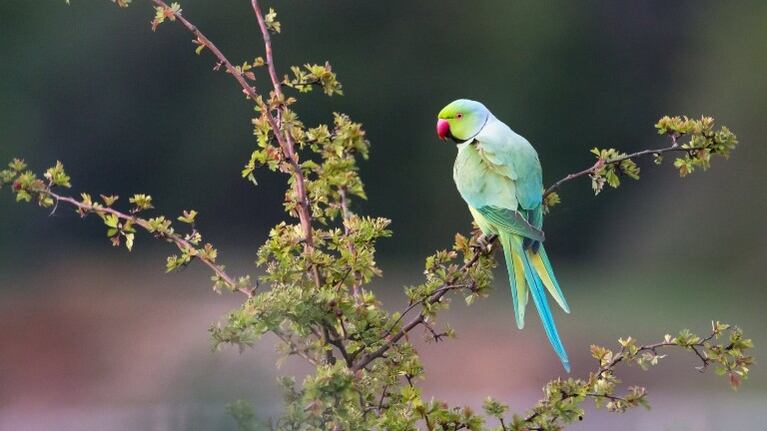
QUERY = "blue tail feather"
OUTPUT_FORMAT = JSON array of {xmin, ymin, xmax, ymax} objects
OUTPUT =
[{"xmin": 508, "ymin": 236, "xmax": 570, "ymax": 372}]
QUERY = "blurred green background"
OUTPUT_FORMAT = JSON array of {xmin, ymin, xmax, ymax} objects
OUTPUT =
[{"xmin": 1, "ymin": 1, "xmax": 765, "ymax": 430}]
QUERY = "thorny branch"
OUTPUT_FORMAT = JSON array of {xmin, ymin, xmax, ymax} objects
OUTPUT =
[
  {"xmin": 148, "ymin": 3, "xmax": 341, "ymax": 366},
  {"xmin": 543, "ymin": 133, "xmax": 684, "ymax": 198},
  {"xmin": 153, "ymin": 0, "xmax": 318, "ymax": 284},
  {"xmin": 250, "ymin": 0, "xmax": 318, "ymax": 259},
  {"xmin": 597, "ymin": 330, "xmax": 717, "ymax": 378},
  {"xmin": 516, "ymin": 321, "xmax": 748, "ymax": 430},
  {"xmin": 352, "ymin": 242, "xmax": 490, "ymax": 372},
  {"xmin": 45, "ymin": 189, "xmax": 255, "ymax": 298}
]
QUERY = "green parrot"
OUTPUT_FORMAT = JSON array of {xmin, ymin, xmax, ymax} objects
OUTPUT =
[{"xmin": 436, "ymin": 99, "xmax": 571, "ymax": 371}]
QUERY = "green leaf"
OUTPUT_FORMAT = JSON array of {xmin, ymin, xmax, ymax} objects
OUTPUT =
[
  {"xmin": 9, "ymin": 158, "xmax": 27, "ymax": 172},
  {"xmin": 178, "ymin": 209, "xmax": 198, "ymax": 224},
  {"xmin": 103, "ymin": 214, "xmax": 119, "ymax": 229},
  {"xmin": 129, "ymin": 194, "xmax": 154, "ymax": 211},
  {"xmin": 100, "ymin": 194, "xmax": 119, "ymax": 207},
  {"xmin": 44, "ymin": 161, "xmax": 71, "ymax": 188},
  {"xmin": 125, "ymin": 233, "xmax": 135, "ymax": 251},
  {"xmin": 264, "ymin": 8, "xmax": 281, "ymax": 33}
]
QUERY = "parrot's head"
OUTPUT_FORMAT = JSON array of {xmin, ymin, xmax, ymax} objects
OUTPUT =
[{"xmin": 436, "ymin": 99, "xmax": 489, "ymax": 143}]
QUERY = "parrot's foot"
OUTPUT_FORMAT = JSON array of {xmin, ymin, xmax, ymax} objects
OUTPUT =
[{"xmin": 474, "ymin": 234, "xmax": 496, "ymax": 254}]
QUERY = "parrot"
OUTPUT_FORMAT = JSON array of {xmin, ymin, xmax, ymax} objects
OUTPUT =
[{"xmin": 436, "ymin": 99, "xmax": 571, "ymax": 372}]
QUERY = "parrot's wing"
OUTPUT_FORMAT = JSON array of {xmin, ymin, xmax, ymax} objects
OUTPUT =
[
  {"xmin": 476, "ymin": 206, "xmax": 545, "ymax": 242},
  {"xmin": 475, "ymin": 123, "xmax": 544, "ymax": 211}
]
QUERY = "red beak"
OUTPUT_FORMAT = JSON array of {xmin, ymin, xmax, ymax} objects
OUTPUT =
[{"xmin": 436, "ymin": 119, "xmax": 450, "ymax": 140}]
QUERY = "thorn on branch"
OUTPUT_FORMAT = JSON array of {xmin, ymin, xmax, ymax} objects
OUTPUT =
[
  {"xmin": 421, "ymin": 320, "xmax": 448, "ymax": 343},
  {"xmin": 691, "ymin": 346, "xmax": 711, "ymax": 372},
  {"xmin": 49, "ymin": 195, "xmax": 60, "ymax": 216}
]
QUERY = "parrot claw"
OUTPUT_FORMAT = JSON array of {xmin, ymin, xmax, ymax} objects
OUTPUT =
[{"xmin": 474, "ymin": 234, "xmax": 496, "ymax": 254}]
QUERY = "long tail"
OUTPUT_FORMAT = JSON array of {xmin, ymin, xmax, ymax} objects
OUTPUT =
[{"xmin": 499, "ymin": 231, "xmax": 570, "ymax": 372}]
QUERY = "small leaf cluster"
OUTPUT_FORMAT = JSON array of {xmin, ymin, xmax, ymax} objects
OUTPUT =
[
  {"xmin": 233, "ymin": 57, "xmax": 266, "ymax": 81},
  {"xmin": 264, "ymin": 8, "xmax": 281, "ymax": 34},
  {"xmin": 2, "ymin": 158, "xmax": 66, "ymax": 206},
  {"xmin": 302, "ymin": 114, "xmax": 368, "ymax": 222},
  {"xmin": 102, "ymin": 211, "xmax": 136, "ymax": 250},
  {"xmin": 682, "ymin": 322, "xmax": 753, "ymax": 389},
  {"xmin": 588, "ymin": 148, "xmax": 641, "ymax": 195},
  {"xmin": 542, "ymin": 191, "xmax": 561, "ymax": 214},
  {"xmin": 656, "ymin": 115, "xmax": 738, "ymax": 177},
  {"xmin": 405, "ymin": 230, "xmax": 495, "ymax": 315},
  {"xmin": 44, "ymin": 161, "xmax": 72, "ymax": 189},
  {"xmin": 285, "ymin": 63, "xmax": 344, "ymax": 96},
  {"xmin": 1, "ymin": 159, "xmax": 33, "ymax": 202},
  {"xmin": 151, "ymin": 2, "xmax": 181, "ymax": 32}
]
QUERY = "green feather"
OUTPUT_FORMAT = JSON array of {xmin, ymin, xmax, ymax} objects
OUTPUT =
[
  {"xmin": 499, "ymin": 231, "xmax": 527, "ymax": 328},
  {"xmin": 477, "ymin": 206, "xmax": 544, "ymax": 242}
]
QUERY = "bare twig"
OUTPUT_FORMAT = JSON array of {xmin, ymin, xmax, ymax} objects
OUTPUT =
[
  {"xmin": 691, "ymin": 345, "xmax": 711, "ymax": 372},
  {"xmin": 377, "ymin": 383, "xmax": 390, "ymax": 414}
]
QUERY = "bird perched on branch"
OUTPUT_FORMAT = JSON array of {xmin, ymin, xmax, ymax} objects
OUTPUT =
[{"xmin": 436, "ymin": 99, "xmax": 571, "ymax": 371}]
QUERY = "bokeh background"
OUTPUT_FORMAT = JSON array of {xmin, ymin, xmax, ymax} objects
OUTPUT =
[{"xmin": 1, "ymin": 1, "xmax": 766, "ymax": 430}]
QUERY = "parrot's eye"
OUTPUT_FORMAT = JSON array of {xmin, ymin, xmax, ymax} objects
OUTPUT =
[{"xmin": 456, "ymin": 113, "xmax": 463, "ymax": 119}]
